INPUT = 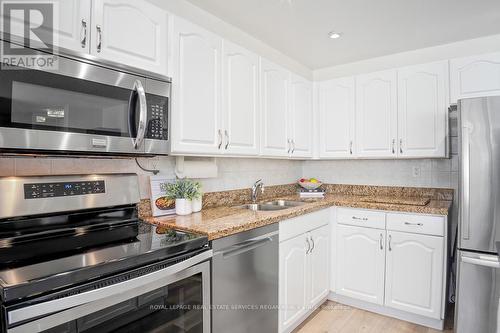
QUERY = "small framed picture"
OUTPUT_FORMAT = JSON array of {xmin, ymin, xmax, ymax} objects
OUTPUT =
[{"xmin": 149, "ymin": 175, "xmax": 176, "ymax": 217}]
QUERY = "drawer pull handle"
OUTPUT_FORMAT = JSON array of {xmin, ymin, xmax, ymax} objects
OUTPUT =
[
  {"xmin": 404, "ymin": 222, "xmax": 423, "ymax": 226},
  {"xmin": 379, "ymin": 233, "xmax": 383, "ymax": 250},
  {"xmin": 388, "ymin": 235, "xmax": 392, "ymax": 251},
  {"xmin": 352, "ymin": 216, "xmax": 368, "ymax": 221}
]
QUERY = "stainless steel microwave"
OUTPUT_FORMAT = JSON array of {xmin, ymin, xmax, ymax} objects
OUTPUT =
[{"xmin": 0, "ymin": 41, "xmax": 170, "ymax": 156}]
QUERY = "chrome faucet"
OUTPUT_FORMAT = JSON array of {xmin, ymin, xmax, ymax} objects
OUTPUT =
[{"xmin": 251, "ymin": 179, "xmax": 265, "ymax": 203}]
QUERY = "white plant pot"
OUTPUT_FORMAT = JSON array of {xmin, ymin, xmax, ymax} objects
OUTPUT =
[
  {"xmin": 175, "ymin": 199, "xmax": 192, "ymax": 216},
  {"xmin": 191, "ymin": 197, "xmax": 202, "ymax": 213}
]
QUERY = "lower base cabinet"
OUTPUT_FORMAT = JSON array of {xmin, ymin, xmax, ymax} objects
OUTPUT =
[{"xmin": 279, "ymin": 211, "xmax": 330, "ymax": 333}]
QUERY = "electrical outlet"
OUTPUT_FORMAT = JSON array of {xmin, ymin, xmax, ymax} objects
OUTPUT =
[{"xmin": 412, "ymin": 166, "xmax": 421, "ymax": 177}]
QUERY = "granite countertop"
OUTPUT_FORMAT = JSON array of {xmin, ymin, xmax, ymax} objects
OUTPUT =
[{"xmin": 142, "ymin": 191, "xmax": 452, "ymax": 241}]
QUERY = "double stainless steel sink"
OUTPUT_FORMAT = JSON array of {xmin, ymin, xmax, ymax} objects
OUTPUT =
[{"xmin": 236, "ymin": 200, "xmax": 305, "ymax": 211}]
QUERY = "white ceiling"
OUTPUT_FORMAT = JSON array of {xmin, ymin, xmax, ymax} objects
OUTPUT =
[{"xmin": 184, "ymin": 0, "xmax": 500, "ymax": 69}]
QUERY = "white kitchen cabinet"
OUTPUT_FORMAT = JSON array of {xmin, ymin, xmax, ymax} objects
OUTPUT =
[
  {"xmin": 356, "ymin": 70, "xmax": 398, "ymax": 158},
  {"xmin": 261, "ymin": 58, "xmax": 290, "ymax": 157},
  {"xmin": 397, "ymin": 62, "xmax": 448, "ymax": 158},
  {"xmin": 336, "ymin": 224, "xmax": 385, "ymax": 305},
  {"xmin": 222, "ymin": 40, "xmax": 260, "ymax": 156},
  {"xmin": 385, "ymin": 231, "xmax": 444, "ymax": 319},
  {"xmin": 279, "ymin": 233, "xmax": 309, "ymax": 333},
  {"xmin": 318, "ymin": 77, "xmax": 356, "ymax": 158},
  {"xmin": 450, "ymin": 52, "xmax": 500, "ymax": 103},
  {"xmin": 4, "ymin": 0, "xmax": 92, "ymax": 53},
  {"xmin": 307, "ymin": 225, "xmax": 330, "ymax": 307},
  {"xmin": 289, "ymin": 75, "xmax": 313, "ymax": 158},
  {"xmin": 170, "ymin": 17, "xmax": 223, "ymax": 155},
  {"xmin": 91, "ymin": 0, "xmax": 168, "ymax": 75}
]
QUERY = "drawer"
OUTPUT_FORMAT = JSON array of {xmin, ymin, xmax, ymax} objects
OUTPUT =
[
  {"xmin": 386, "ymin": 213, "xmax": 445, "ymax": 236},
  {"xmin": 337, "ymin": 208, "xmax": 385, "ymax": 229},
  {"xmin": 280, "ymin": 208, "xmax": 330, "ymax": 242}
]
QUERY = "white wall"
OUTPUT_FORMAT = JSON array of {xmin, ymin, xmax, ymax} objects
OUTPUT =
[
  {"xmin": 146, "ymin": 0, "xmax": 312, "ymax": 79},
  {"xmin": 0, "ymin": 157, "xmax": 302, "ymax": 199},
  {"xmin": 314, "ymin": 34, "xmax": 500, "ymax": 80}
]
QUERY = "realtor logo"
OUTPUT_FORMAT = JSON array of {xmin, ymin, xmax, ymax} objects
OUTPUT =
[{"xmin": 1, "ymin": 1, "xmax": 59, "ymax": 70}]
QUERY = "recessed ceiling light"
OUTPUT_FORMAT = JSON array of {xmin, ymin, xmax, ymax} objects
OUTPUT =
[{"xmin": 328, "ymin": 31, "xmax": 342, "ymax": 39}]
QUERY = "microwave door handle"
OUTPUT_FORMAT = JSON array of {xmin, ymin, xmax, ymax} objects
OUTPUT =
[{"xmin": 131, "ymin": 80, "xmax": 147, "ymax": 149}]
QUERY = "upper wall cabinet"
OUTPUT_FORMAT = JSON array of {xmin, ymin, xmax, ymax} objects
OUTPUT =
[
  {"xmin": 289, "ymin": 75, "xmax": 313, "ymax": 158},
  {"xmin": 92, "ymin": 0, "xmax": 168, "ymax": 75},
  {"xmin": 450, "ymin": 52, "xmax": 500, "ymax": 103},
  {"xmin": 356, "ymin": 70, "xmax": 398, "ymax": 158},
  {"xmin": 222, "ymin": 40, "xmax": 260, "ymax": 156},
  {"xmin": 318, "ymin": 77, "xmax": 356, "ymax": 158},
  {"xmin": 170, "ymin": 17, "xmax": 223, "ymax": 155},
  {"xmin": 261, "ymin": 58, "xmax": 290, "ymax": 157},
  {"xmin": 397, "ymin": 61, "xmax": 448, "ymax": 158}
]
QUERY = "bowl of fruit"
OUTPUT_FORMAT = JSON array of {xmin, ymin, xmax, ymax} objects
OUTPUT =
[{"xmin": 298, "ymin": 178, "xmax": 323, "ymax": 190}]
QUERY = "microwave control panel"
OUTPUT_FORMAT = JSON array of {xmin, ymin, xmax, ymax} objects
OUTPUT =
[
  {"xmin": 24, "ymin": 180, "xmax": 105, "ymax": 199},
  {"xmin": 146, "ymin": 95, "xmax": 168, "ymax": 140}
]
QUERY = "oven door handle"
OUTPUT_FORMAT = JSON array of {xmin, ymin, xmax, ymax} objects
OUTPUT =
[
  {"xmin": 128, "ymin": 79, "xmax": 148, "ymax": 149},
  {"xmin": 7, "ymin": 250, "xmax": 212, "ymax": 327}
]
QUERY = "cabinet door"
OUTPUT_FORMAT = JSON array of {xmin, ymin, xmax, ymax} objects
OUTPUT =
[
  {"xmin": 279, "ymin": 234, "xmax": 309, "ymax": 333},
  {"xmin": 3, "ymin": 0, "xmax": 92, "ymax": 53},
  {"xmin": 170, "ymin": 17, "xmax": 223, "ymax": 155},
  {"xmin": 397, "ymin": 61, "xmax": 448, "ymax": 158},
  {"xmin": 289, "ymin": 75, "xmax": 313, "ymax": 158},
  {"xmin": 318, "ymin": 77, "xmax": 356, "ymax": 158},
  {"xmin": 308, "ymin": 226, "xmax": 330, "ymax": 307},
  {"xmin": 261, "ymin": 58, "xmax": 290, "ymax": 157},
  {"xmin": 450, "ymin": 52, "xmax": 500, "ymax": 103},
  {"xmin": 222, "ymin": 41, "xmax": 260, "ymax": 156},
  {"xmin": 92, "ymin": 0, "xmax": 168, "ymax": 75},
  {"xmin": 385, "ymin": 231, "xmax": 444, "ymax": 319},
  {"xmin": 336, "ymin": 225, "xmax": 385, "ymax": 305},
  {"xmin": 356, "ymin": 70, "xmax": 398, "ymax": 158}
]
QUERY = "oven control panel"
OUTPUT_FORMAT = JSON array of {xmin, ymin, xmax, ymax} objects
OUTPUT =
[{"xmin": 24, "ymin": 180, "xmax": 105, "ymax": 199}]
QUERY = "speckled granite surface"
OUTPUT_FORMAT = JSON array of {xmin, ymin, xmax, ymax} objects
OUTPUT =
[{"xmin": 141, "ymin": 184, "xmax": 452, "ymax": 241}]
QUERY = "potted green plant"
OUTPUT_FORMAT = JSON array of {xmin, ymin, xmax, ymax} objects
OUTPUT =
[
  {"xmin": 189, "ymin": 181, "xmax": 203, "ymax": 213},
  {"xmin": 164, "ymin": 179, "xmax": 198, "ymax": 215}
]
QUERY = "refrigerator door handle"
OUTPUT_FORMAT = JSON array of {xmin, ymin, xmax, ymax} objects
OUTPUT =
[
  {"xmin": 461, "ymin": 253, "xmax": 500, "ymax": 268},
  {"xmin": 461, "ymin": 123, "xmax": 472, "ymax": 240}
]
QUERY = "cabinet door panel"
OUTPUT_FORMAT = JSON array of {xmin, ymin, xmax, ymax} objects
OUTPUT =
[
  {"xmin": 223, "ymin": 41, "xmax": 259, "ymax": 156},
  {"xmin": 336, "ymin": 225, "xmax": 385, "ymax": 305},
  {"xmin": 170, "ymin": 17, "xmax": 222, "ymax": 155},
  {"xmin": 450, "ymin": 52, "xmax": 500, "ymax": 103},
  {"xmin": 318, "ymin": 77, "xmax": 356, "ymax": 158},
  {"xmin": 308, "ymin": 226, "xmax": 330, "ymax": 307},
  {"xmin": 356, "ymin": 70, "xmax": 397, "ymax": 158},
  {"xmin": 398, "ymin": 61, "xmax": 448, "ymax": 158},
  {"xmin": 385, "ymin": 231, "xmax": 444, "ymax": 319},
  {"xmin": 92, "ymin": 0, "xmax": 168, "ymax": 75},
  {"xmin": 290, "ymin": 75, "xmax": 313, "ymax": 158},
  {"xmin": 261, "ymin": 59, "xmax": 289, "ymax": 157},
  {"xmin": 279, "ymin": 234, "xmax": 308, "ymax": 332}
]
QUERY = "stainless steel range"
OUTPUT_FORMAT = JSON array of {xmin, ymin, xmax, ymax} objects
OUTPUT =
[{"xmin": 0, "ymin": 174, "xmax": 211, "ymax": 333}]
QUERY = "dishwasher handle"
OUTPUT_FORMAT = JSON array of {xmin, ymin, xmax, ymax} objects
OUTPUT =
[{"xmin": 215, "ymin": 231, "xmax": 278, "ymax": 259}]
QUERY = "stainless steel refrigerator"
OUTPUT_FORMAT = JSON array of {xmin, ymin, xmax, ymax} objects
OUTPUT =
[{"xmin": 455, "ymin": 96, "xmax": 500, "ymax": 333}]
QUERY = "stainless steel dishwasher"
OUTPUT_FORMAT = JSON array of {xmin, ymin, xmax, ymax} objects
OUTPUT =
[{"xmin": 211, "ymin": 224, "xmax": 279, "ymax": 333}]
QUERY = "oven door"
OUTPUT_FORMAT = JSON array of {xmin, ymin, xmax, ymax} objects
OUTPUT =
[
  {"xmin": 0, "ymin": 44, "xmax": 169, "ymax": 155},
  {"xmin": 4, "ymin": 252, "xmax": 211, "ymax": 333}
]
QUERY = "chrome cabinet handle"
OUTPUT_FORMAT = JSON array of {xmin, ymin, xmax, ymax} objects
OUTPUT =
[
  {"xmin": 306, "ymin": 237, "xmax": 311, "ymax": 254},
  {"xmin": 349, "ymin": 141, "xmax": 353, "ymax": 155},
  {"xmin": 388, "ymin": 234, "xmax": 392, "ymax": 251},
  {"xmin": 218, "ymin": 130, "xmax": 223, "ymax": 149},
  {"xmin": 392, "ymin": 139, "xmax": 395, "ymax": 154},
  {"xmin": 291, "ymin": 140, "xmax": 295, "ymax": 154},
  {"xmin": 399, "ymin": 139, "xmax": 403, "ymax": 154},
  {"xmin": 352, "ymin": 216, "xmax": 368, "ymax": 221},
  {"xmin": 80, "ymin": 19, "xmax": 87, "ymax": 48},
  {"xmin": 404, "ymin": 222, "xmax": 423, "ymax": 226},
  {"xmin": 379, "ymin": 233, "xmax": 383, "ymax": 250},
  {"xmin": 310, "ymin": 236, "xmax": 315, "ymax": 253},
  {"xmin": 96, "ymin": 25, "xmax": 102, "ymax": 52},
  {"xmin": 224, "ymin": 130, "xmax": 230, "ymax": 150},
  {"xmin": 287, "ymin": 139, "xmax": 292, "ymax": 154}
]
